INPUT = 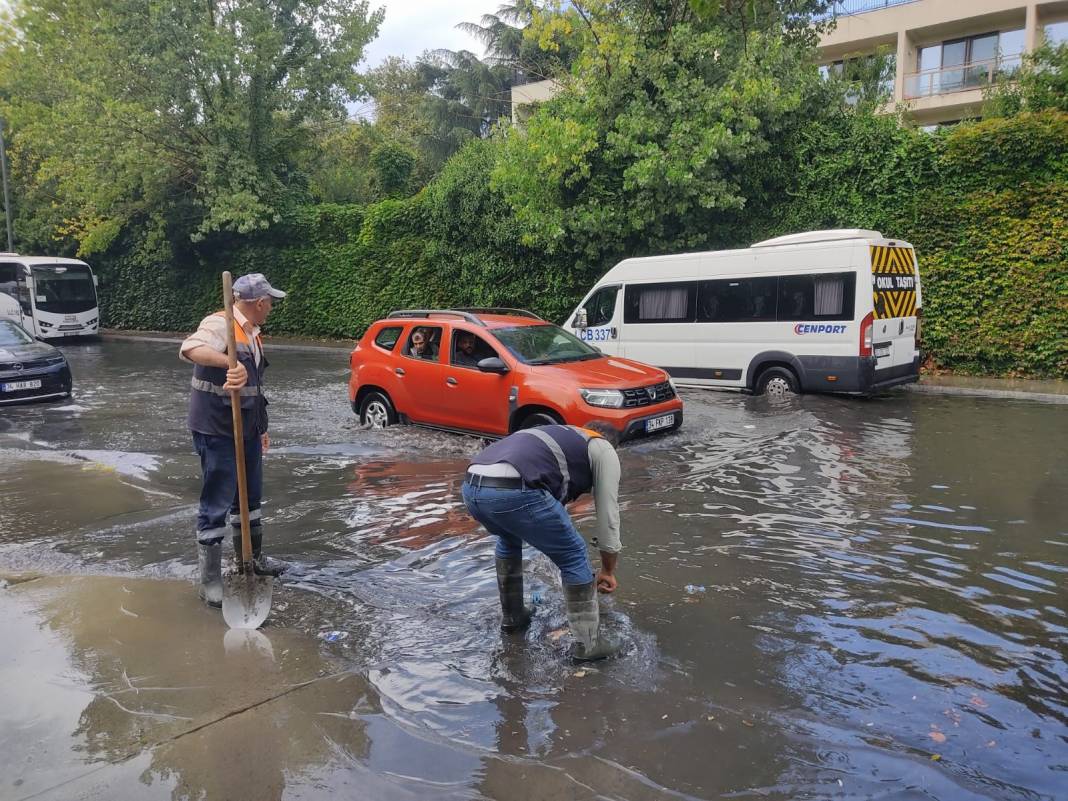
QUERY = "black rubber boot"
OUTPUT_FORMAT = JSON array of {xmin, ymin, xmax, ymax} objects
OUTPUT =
[
  {"xmin": 197, "ymin": 541, "xmax": 223, "ymax": 608},
  {"xmin": 233, "ymin": 532, "xmax": 287, "ymax": 577},
  {"xmin": 564, "ymin": 581, "xmax": 621, "ymax": 661},
  {"xmin": 496, "ymin": 556, "xmax": 533, "ymax": 633}
]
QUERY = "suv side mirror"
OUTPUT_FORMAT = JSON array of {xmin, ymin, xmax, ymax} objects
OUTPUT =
[
  {"xmin": 572, "ymin": 308, "xmax": 588, "ymax": 329},
  {"xmin": 477, "ymin": 357, "xmax": 510, "ymax": 375}
]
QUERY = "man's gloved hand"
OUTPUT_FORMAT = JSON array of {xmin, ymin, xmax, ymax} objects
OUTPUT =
[{"xmin": 224, "ymin": 362, "xmax": 248, "ymax": 390}]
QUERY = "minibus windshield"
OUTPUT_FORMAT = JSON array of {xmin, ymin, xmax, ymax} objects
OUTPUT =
[
  {"xmin": 494, "ymin": 325, "xmax": 602, "ymax": 365},
  {"xmin": 32, "ymin": 265, "xmax": 96, "ymax": 315}
]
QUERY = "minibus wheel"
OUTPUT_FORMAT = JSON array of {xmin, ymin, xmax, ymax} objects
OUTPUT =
[
  {"xmin": 756, "ymin": 367, "xmax": 798, "ymax": 397},
  {"xmin": 359, "ymin": 391, "xmax": 397, "ymax": 428}
]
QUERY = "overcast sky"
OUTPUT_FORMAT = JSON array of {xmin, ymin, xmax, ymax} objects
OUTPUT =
[{"xmin": 361, "ymin": 0, "xmax": 495, "ymax": 67}]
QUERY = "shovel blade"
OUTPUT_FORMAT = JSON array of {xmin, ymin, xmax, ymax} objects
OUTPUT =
[{"xmin": 222, "ymin": 572, "xmax": 273, "ymax": 629}]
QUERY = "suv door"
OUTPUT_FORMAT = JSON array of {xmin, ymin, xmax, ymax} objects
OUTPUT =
[
  {"xmin": 393, "ymin": 324, "xmax": 452, "ymax": 427},
  {"xmin": 440, "ymin": 325, "xmax": 513, "ymax": 435}
]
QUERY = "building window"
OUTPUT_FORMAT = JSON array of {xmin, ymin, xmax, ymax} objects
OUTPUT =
[
  {"xmin": 1045, "ymin": 21, "xmax": 1068, "ymax": 46},
  {"xmin": 819, "ymin": 53, "xmax": 895, "ymax": 104},
  {"xmin": 910, "ymin": 30, "xmax": 1023, "ymax": 98}
]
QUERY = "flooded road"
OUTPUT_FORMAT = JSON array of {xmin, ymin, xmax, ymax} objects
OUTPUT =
[{"xmin": 1, "ymin": 338, "xmax": 1065, "ymax": 800}]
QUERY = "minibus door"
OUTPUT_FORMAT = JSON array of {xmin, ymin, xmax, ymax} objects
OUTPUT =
[
  {"xmin": 571, "ymin": 285, "xmax": 622, "ymax": 356},
  {"xmin": 870, "ymin": 246, "xmax": 919, "ymax": 373}
]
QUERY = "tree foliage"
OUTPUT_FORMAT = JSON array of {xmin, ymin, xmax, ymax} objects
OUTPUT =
[{"xmin": 0, "ymin": 0, "xmax": 382, "ymax": 253}]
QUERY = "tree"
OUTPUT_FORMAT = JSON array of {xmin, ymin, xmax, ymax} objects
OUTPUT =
[
  {"xmin": 493, "ymin": 0, "xmax": 834, "ymax": 261},
  {"xmin": 0, "ymin": 0, "xmax": 382, "ymax": 254},
  {"xmin": 984, "ymin": 42, "xmax": 1068, "ymax": 118}
]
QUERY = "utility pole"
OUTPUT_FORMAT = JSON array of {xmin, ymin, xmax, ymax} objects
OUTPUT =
[{"xmin": 0, "ymin": 116, "xmax": 13, "ymax": 252}]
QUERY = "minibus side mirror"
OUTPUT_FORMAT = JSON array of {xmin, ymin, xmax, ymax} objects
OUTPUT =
[
  {"xmin": 572, "ymin": 308, "xmax": 588, "ymax": 329},
  {"xmin": 477, "ymin": 357, "xmax": 510, "ymax": 375}
]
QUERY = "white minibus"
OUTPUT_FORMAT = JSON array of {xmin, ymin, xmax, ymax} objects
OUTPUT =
[
  {"xmin": 0, "ymin": 254, "xmax": 101, "ymax": 339},
  {"xmin": 567, "ymin": 229, "xmax": 921, "ymax": 396}
]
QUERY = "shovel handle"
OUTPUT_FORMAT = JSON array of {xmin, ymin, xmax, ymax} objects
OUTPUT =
[{"xmin": 223, "ymin": 271, "xmax": 253, "ymax": 573}]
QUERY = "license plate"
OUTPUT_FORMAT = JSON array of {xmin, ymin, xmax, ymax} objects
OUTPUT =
[
  {"xmin": 645, "ymin": 413, "xmax": 675, "ymax": 433},
  {"xmin": 2, "ymin": 379, "xmax": 42, "ymax": 392},
  {"xmin": 874, "ymin": 345, "xmax": 891, "ymax": 359}
]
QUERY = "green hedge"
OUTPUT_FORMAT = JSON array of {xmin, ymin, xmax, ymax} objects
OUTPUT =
[{"xmin": 97, "ymin": 111, "xmax": 1068, "ymax": 378}]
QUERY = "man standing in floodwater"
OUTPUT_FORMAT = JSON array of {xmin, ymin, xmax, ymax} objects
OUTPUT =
[
  {"xmin": 180, "ymin": 273, "xmax": 287, "ymax": 607},
  {"xmin": 462, "ymin": 421, "xmax": 623, "ymax": 661}
]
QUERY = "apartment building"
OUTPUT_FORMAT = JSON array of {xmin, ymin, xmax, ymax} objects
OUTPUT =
[
  {"xmin": 819, "ymin": 0, "xmax": 1068, "ymax": 127},
  {"xmin": 510, "ymin": 1, "xmax": 1068, "ymax": 127}
]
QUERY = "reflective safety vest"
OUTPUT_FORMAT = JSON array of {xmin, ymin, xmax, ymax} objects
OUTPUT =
[
  {"xmin": 187, "ymin": 312, "xmax": 268, "ymax": 439},
  {"xmin": 470, "ymin": 424, "xmax": 602, "ymax": 503}
]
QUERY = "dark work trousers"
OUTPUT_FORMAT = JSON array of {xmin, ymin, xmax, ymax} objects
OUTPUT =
[
  {"xmin": 461, "ymin": 482, "xmax": 595, "ymax": 586},
  {"xmin": 192, "ymin": 431, "xmax": 263, "ymax": 544}
]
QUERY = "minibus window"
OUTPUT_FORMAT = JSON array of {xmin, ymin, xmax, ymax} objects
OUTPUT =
[
  {"xmin": 697, "ymin": 277, "xmax": 777, "ymax": 323},
  {"xmin": 0, "ymin": 263, "xmax": 33, "ymax": 316},
  {"xmin": 777, "ymin": 273, "xmax": 855, "ymax": 322},
  {"xmin": 584, "ymin": 286, "xmax": 619, "ymax": 327},
  {"xmin": 814, "ymin": 276, "xmax": 844, "ymax": 316},
  {"xmin": 624, "ymin": 282, "xmax": 696, "ymax": 323}
]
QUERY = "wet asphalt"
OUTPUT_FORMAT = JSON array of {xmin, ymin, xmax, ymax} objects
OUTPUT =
[{"xmin": 0, "ymin": 337, "xmax": 1066, "ymax": 800}]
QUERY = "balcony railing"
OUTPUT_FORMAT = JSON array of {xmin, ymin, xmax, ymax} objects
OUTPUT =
[
  {"xmin": 817, "ymin": 0, "xmax": 918, "ymax": 19},
  {"xmin": 903, "ymin": 55, "xmax": 1023, "ymax": 99}
]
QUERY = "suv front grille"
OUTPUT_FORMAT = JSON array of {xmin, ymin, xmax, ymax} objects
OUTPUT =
[{"xmin": 622, "ymin": 380, "xmax": 675, "ymax": 408}]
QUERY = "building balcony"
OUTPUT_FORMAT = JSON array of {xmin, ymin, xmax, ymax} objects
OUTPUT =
[
  {"xmin": 818, "ymin": 0, "xmax": 919, "ymax": 20},
  {"xmin": 903, "ymin": 54, "xmax": 1022, "ymax": 99}
]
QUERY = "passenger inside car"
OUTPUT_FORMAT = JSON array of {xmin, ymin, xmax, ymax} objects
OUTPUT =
[
  {"xmin": 407, "ymin": 327, "xmax": 438, "ymax": 360},
  {"xmin": 453, "ymin": 331, "xmax": 478, "ymax": 366},
  {"xmin": 452, "ymin": 331, "xmax": 494, "ymax": 367}
]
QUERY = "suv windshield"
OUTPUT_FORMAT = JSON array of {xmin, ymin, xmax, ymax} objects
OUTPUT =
[
  {"xmin": 32, "ymin": 264, "xmax": 96, "ymax": 315},
  {"xmin": 493, "ymin": 324, "xmax": 602, "ymax": 365},
  {"xmin": 0, "ymin": 319, "xmax": 33, "ymax": 346}
]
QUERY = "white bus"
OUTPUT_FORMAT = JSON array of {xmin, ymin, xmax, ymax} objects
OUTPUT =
[
  {"xmin": 567, "ymin": 229, "xmax": 921, "ymax": 396},
  {"xmin": 0, "ymin": 254, "xmax": 101, "ymax": 339}
]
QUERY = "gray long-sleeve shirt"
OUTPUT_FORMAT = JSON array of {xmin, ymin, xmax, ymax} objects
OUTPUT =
[{"xmin": 587, "ymin": 437, "xmax": 622, "ymax": 554}]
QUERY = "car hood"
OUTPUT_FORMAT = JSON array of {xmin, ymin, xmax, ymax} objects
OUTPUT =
[
  {"xmin": 528, "ymin": 356, "xmax": 667, "ymax": 388},
  {"xmin": 0, "ymin": 341, "xmax": 60, "ymax": 363}
]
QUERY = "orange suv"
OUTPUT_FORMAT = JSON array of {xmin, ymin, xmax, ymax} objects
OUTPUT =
[{"xmin": 348, "ymin": 308, "xmax": 683, "ymax": 440}]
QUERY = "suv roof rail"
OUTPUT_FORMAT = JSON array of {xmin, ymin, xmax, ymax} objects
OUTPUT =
[
  {"xmin": 453, "ymin": 307, "xmax": 544, "ymax": 320},
  {"xmin": 387, "ymin": 308, "xmax": 546, "ymax": 326},
  {"xmin": 388, "ymin": 309, "xmax": 487, "ymax": 326}
]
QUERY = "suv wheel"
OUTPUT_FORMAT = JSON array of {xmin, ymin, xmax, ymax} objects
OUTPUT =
[
  {"xmin": 520, "ymin": 410, "xmax": 562, "ymax": 429},
  {"xmin": 756, "ymin": 367, "xmax": 799, "ymax": 398},
  {"xmin": 359, "ymin": 391, "xmax": 397, "ymax": 429}
]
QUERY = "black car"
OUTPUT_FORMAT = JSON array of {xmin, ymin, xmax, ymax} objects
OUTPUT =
[{"xmin": 0, "ymin": 318, "xmax": 73, "ymax": 404}]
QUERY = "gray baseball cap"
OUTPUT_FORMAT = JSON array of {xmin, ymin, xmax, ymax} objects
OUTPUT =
[{"xmin": 233, "ymin": 273, "xmax": 286, "ymax": 300}]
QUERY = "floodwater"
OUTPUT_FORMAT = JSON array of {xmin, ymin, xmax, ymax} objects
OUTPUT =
[{"xmin": 1, "ymin": 338, "xmax": 1065, "ymax": 800}]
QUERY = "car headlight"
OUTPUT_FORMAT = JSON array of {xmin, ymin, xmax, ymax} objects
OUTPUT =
[{"xmin": 579, "ymin": 388, "xmax": 624, "ymax": 408}]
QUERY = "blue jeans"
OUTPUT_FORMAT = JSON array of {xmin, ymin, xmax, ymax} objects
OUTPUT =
[
  {"xmin": 192, "ymin": 432, "xmax": 262, "ymax": 544},
  {"xmin": 462, "ymin": 482, "xmax": 594, "ymax": 586}
]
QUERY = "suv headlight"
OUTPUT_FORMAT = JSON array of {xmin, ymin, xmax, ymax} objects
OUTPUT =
[{"xmin": 579, "ymin": 388, "xmax": 624, "ymax": 408}]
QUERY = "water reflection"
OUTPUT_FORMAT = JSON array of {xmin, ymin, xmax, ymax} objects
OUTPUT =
[{"xmin": 1, "ymin": 341, "xmax": 1065, "ymax": 800}]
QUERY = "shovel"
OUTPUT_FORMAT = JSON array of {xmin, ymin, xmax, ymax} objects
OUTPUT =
[{"xmin": 220, "ymin": 270, "xmax": 273, "ymax": 630}]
